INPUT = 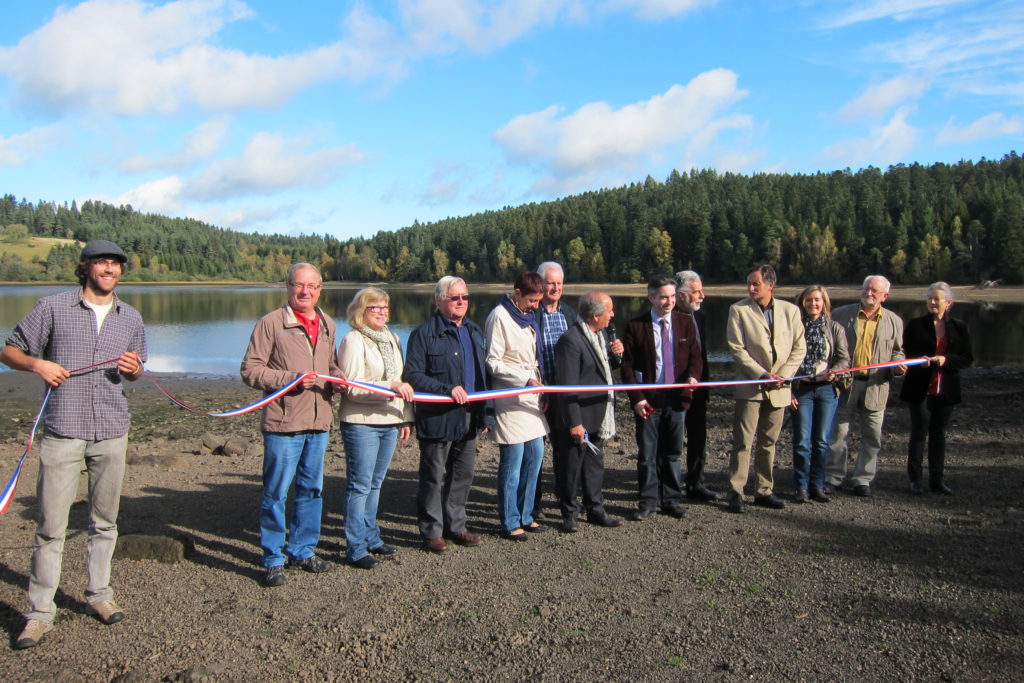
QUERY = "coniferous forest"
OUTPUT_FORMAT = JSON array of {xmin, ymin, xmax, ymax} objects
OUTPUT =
[{"xmin": 2, "ymin": 153, "xmax": 1022, "ymax": 285}]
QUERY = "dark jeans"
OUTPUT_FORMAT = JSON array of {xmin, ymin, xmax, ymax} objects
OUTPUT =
[
  {"xmin": 416, "ymin": 427, "xmax": 478, "ymax": 539},
  {"xmin": 791, "ymin": 382, "xmax": 839, "ymax": 491},
  {"xmin": 907, "ymin": 397, "xmax": 955, "ymax": 487},
  {"xmin": 635, "ymin": 405, "xmax": 685, "ymax": 510},
  {"xmin": 553, "ymin": 435, "xmax": 608, "ymax": 520},
  {"xmin": 684, "ymin": 388, "xmax": 708, "ymax": 488}
]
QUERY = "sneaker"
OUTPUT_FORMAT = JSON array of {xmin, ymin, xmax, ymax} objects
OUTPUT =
[
  {"xmin": 15, "ymin": 619, "xmax": 53, "ymax": 649},
  {"xmin": 793, "ymin": 489, "xmax": 808, "ymax": 504},
  {"xmin": 86, "ymin": 600, "xmax": 125, "ymax": 625},
  {"xmin": 264, "ymin": 565, "xmax": 286, "ymax": 587},
  {"xmin": 369, "ymin": 543, "xmax": 398, "ymax": 556},
  {"xmin": 293, "ymin": 554, "xmax": 333, "ymax": 573}
]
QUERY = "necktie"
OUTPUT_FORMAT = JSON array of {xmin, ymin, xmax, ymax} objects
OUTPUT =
[{"xmin": 661, "ymin": 318, "xmax": 674, "ymax": 384}]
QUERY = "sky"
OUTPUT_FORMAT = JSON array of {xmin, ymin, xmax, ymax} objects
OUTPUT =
[{"xmin": 1, "ymin": 0, "xmax": 1022, "ymax": 241}]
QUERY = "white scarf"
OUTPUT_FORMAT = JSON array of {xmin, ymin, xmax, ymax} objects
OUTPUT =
[{"xmin": 578, "ymin": 321, "xmax": 616, "ymax": 440}]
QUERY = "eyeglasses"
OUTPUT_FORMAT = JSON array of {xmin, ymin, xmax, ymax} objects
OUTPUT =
[
  {"xmin": 367, "ymin": 305, "xmax": 390, "ymax": 313},
  {"xmin": 289, "ymin": 283, "xmax": 322, "ymax": 292},
  {"xmin": 446, "ymin": 294, "xmax": 470, "ymax": 302},
  {"xmin": 91, "ymin": 258, "xmax": 122, "ymax": 267}
]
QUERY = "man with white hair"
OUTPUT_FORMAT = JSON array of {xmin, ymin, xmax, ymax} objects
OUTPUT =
[
  {"xmin": 674, "ymin": 270, "xmax": 718, "ymax": 502},
  {"xmin": 825, "ymin": 275, "xmax": 906, "ymax": 497}
]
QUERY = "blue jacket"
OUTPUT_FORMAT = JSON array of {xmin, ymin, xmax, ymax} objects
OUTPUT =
[{"xmin": 403, "ymin": 310, "xmax": 494, "ymax": 441}]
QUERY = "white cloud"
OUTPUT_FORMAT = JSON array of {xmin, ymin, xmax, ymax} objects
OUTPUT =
[
  {"xmin": 121, "ymin": 118, "xmax": 230, "ymax": 173},
  {"xmin": 822, "ymin": 0, "xmax": 968, "ymax": 29},
  {"xmin": 188, "ymin": 203, "xmax": 300, "ymax": 231},
  {"xmin": 821, "ymin": 106, "xmax": 919, "ymax": 166},
  {"xmin": 937, "ymin": 112, "xmax": 1024, "ymax": 145},
  {"xmin": 184, "ymin": 132, "xmax": 366, "ymax": 200},
  {"xmin": 494, "ymin": 69, "xmax": 749, "ymax": 191},
  {"xmin": 113, "ymin": 176, "xmax": 186, "ymax": 214},
  {"xmin": 0, "ymin": 125, "xmax": 62, "ymax": 166},
  {"xmin": 836, "ymin": 75, "xmax": 929, "ymax": 122},
  {"xmin": 601, "ymin": 0, "xmax": 717, "ymax": 21}
]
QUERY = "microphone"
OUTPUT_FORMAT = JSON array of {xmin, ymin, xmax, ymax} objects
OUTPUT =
[{"xmin": 606, "ymin": 322, "xmax": 623, "ymax": 364}]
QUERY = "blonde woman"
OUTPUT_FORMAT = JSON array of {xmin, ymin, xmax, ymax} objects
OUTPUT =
[{"xmin": 337, "ymin": 288, "xmax": 414, "ymax": 569}]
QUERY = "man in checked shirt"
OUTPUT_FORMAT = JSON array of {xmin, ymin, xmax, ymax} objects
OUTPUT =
[{"xmin": 2, "ymin": 240, "xmax": 147, "ymax": 650}]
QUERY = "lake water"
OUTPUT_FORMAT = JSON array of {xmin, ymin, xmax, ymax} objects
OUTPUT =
[{"xmin": 2, "ymin": 284, "xmax": 1021, "ymax": 375}]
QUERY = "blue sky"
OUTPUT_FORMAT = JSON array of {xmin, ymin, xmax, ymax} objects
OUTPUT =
[{"xmin": 1, "ymin": 0, "xmax": 1022, "ymax": 241}]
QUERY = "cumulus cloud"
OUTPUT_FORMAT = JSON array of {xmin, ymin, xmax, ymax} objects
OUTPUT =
[
  {"xmin": 821, "ymin": 106, "xmax": 919, "ymax": 166},
  {"xmin": 937, "ymin": 112, "xmax": 1024, "ymax": 145},
  {"xmin": 120, "ymin": 118, "xmax": 230, "ymax": 173},
  {"xmin": 184, "ymin": 131, "xmax": 366, "ymax": 201},
  {"xmin": 836, "ymin": 75, "xmax": 929, "ymax": 122},
  {"xmin": 113, "ymin": 175, "xmax": 186, "ymax": 214},
  {"xmin": 494, "ymin": 69, "xmax": 749, "ymax": 191},
  {"xmin": 0, "ymin": 125, "xmax": 62, "ymax": 166}
]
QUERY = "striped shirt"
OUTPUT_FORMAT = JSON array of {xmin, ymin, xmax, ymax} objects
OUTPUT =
[{"xmin": 6, "ymin": 288, "xmax": 147, "ymax": 440}]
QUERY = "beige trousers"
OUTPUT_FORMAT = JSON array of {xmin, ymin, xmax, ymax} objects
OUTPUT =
[{"xmin": 729, "ymin": 399, "xmax": 785, "ymax": 496}]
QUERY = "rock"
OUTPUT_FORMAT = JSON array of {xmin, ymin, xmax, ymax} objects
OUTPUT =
[
  {"xmin": 201, "ymin": 432, "xmax": 223, "ymax": 451},
  {"xmin": 114, "ymin": 534, "xmax": 193, "ymax": 564},
  {"xmin": 221, "ymin": 437, "xmax": 248, "ymax": 457}
]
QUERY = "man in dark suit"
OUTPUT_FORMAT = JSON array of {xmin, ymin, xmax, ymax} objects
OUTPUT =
[
  {"xmin": 675, "ymin": 270, "xmax": 718, "ymax": 502},
  {"xmin": 621, "ymin": 275, "xmax": 703, "ymax": 521},
  {"xmin": 552, "ymin": 291, "xmax": 624, "ymax": 533}
]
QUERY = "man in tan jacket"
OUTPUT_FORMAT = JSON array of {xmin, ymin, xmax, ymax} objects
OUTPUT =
[
  {"xmin": 241, "ymin": 263, "xmax": 342, "ymax": 587},
  {"xmin": 725, "ymin": 264, "xmax": 806, "ymax": 513}
]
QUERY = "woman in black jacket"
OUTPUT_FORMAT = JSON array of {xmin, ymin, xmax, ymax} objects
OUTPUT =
[{"xmin": 900, "ymin": 282, "xmax": 973, "ymax": 495}]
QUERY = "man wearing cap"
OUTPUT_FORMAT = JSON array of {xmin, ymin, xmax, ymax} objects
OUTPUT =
[{"xmin": 2, "ymin": 239, "xmax": 147, "ymax": 649}]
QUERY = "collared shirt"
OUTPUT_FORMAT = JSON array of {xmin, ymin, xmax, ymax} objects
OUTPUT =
[
  {"xmin": 854, "ymin": 308, "xmax": 881, "ymax": 377},
  {"xmin": 650, "ymin": 309, "xmax": 672, "ymax": 383},
  {"xmin": 445, "ymin": 317, "xmax": 478, "ymax": 394},
  {"xmin": 6, "ymin": 288, "xmax": 148, "ymax": 440},
  {"xmin": 539, "ymin": 304, "xmax": 569, "ymax": 384},
  {"xmin": 759, "ymin": 298, "xmax": 776, "ymax": 365}
]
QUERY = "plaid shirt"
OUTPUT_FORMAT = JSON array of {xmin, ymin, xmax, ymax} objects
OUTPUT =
[
  {"xmin": 539, "ymin": 306, "xmax": 569, "ymax": 385},
  {"xmin": 6, "ymin": 288, "xmax": 147, "ymax": 440}
]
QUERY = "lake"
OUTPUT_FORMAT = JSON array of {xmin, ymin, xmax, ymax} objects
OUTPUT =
[{"xmin": 2, "ymin": 284, "xmax": 1021, "ymax": 375}]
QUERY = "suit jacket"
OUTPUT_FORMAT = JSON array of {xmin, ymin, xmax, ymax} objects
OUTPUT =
[
  {"xmin": 621, "ymin": 310, "xmax": 702, "ymax": 409},
  {"xmin": 726, "ymin": 297, "xmax": 806, "ymax": 407},
  {"xmin": 899, "ymin": 314, "xmax": 973, "ymax": 405},
  {"xmin": 553, "ymin": 324, "xmax": 619, "ymax": 433},
  {"xmin": 831, "ymin": 304, "xmax": 905, "ymax": 411}
]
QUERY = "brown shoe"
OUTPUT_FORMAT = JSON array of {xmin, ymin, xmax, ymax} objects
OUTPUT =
[
  {"xmin": 445, "ymin": 531, "xmax": 483, "ymax": 547},
  {"xmin": 86, "ymin": 600, "xmax": 125, "ymax": 625},
  {"xmin": 16, "ymin": 619, "xmax": 53, "ymax": 649},
  {"xmin": 423, "ymin": 537, "xmax": 448, "ymax": 554}
]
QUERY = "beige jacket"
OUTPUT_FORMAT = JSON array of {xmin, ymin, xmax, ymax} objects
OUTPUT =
[
  {"xmin": 484, "ymin": 304, "xmax": 548, "ymax": 445},
  {"xmin": 240, "ymin": 305, "xmax": 339, "ymax": 433},
  {"xmin": 727, "ymin": 297, "xmax": 806, "ymax": 407},
  {"xmin": 831, "ymin": 303, "xmax": 905, "ymax": 411},
  {"xmin": 336, "ymin": 328, "xmax": 413, "ymax": 426}
]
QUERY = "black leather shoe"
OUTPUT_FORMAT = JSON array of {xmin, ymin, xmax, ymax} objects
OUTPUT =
[
  {"xmin": 809, "ymin": 488, "xmax": 830, "ymax": 503},
  {"xmin": 523, "ymin": 523, "xmax": 550, "ymax": 533},
  {"xmin": 822, "ymin": 483, "xmax": 839, "ymax": 495},
  {"xmin": 630, "ymin": 508, "xmax": 654, "ymax": 522},
  {"xmin": 349, "ymin": 555, "xmax": 379, "ymax": 570},
  {"xmin": 793, "ymin": 489, "xmax": 808, "ymax": 504},
  {"xmin": 660, "ymin": 505, "xmax": 686, "ymax": 519},
  {"xmin": 726, "ymin": 492, "xmax": 744, "ymax": 513},
  {"xmin": 754, "ymin": 493, "xmax": 786, "ymax": 509},
  {"xmin": 686, "ymin": 485, "xmax": 719, "ymax": 502},
  {"xmin": 502, "ymin": 530, "xmax": 528, "ymax": 541},
  {"xmin": 852, "ymin": 484, "xmax": 871, "ymax": 497},
  {"xmin": 909, "ymin": 481, "xmax": 923, "ymax": 495},
  {"xmin": 932, "ymin": 482, "xmax": 954, "ymax": 495},
  {"xmin": 588, "ymin": 514, "xmax": 622, "ymax": 527},
  {"xmin": 560, "ymin": 518, "xmax": 578, "ymax": 533},
  {"xmin": 369, "ymin": 543, "xmax": 398, "ymax": 556}
]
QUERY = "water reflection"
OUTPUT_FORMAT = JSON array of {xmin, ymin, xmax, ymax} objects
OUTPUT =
[{"xmin": 1, "ymin": 285, "xmax": 1020, "ymax": 375}]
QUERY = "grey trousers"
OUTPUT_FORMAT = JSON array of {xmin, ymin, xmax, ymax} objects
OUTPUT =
[
  {"xmin": 416, "ymin": 433, "xmax": 478, "ymax": 539},
  {"xmin": 27, "ymin": 433, "xmax": 128, "ymax": 624}
]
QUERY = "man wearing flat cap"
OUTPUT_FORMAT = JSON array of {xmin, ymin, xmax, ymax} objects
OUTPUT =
[{"xmin": 1, "ymin": 239, "xmax": 147, "ymax": 650}]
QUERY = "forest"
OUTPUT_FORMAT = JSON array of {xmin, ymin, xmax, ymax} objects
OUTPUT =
[{"xmin": 2, "ymin": 153, "xmax": 1022, "ymax": 285}]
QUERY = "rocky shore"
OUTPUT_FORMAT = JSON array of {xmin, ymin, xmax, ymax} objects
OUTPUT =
[{"xmin": 0, "ymin": 367, "xmax": 1021, "ymax": 681}]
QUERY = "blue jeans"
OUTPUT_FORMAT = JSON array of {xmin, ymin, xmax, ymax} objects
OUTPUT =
[
  {"xmin": 260, "ymin": 430, "xmax": 328, "ymax": 568},
  {"xmin": 792, "ymin": 382, "xmax": 839, "ymax": 491},
  {"xmin": 342, "ymin": 423, "xmax": 398, "ymax": 562},
  {"xmin": 497, "ymin": 437, "xmax": 545, "ymax": 532}
]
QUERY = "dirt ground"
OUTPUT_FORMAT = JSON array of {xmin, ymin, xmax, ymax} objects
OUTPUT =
[{"xmin": 0, "ymin": 367, "xmax": 1021, "ymax": 681}]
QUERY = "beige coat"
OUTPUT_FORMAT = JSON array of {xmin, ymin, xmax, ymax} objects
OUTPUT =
[
  {"xmin": 336, "ymin": 329, "xmax": 413, "ymax": 426},
  {"xmin": 831, "ymin": 303, "xmax": 905, "ymax": 411},
  {"xmin": 727, "ymin": 297, "xmax": 807, "ymax": 407},
  {"xmin": 484, "ymin": 304, "xmax": 548, "ymax": 445}
]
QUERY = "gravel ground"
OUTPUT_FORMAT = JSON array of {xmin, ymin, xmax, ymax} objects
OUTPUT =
[{"xmin": 0, "ymin": 367, "xmax": 1021, "ymax": 682}]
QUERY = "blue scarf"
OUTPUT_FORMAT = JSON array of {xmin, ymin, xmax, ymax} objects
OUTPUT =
[{"xmin": 499, "ymin": 293, "xmax": 545, "ymax": 380}]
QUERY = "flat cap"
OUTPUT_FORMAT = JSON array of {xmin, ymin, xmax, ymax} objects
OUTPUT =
[{"xmin": 81, "ymin": 239, "xmax": 127, "ymax": 263}]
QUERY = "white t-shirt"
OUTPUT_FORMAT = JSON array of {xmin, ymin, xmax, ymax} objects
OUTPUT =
[{"xmin": 83, "ymin": 300, "xmax": 113, "ymax": 334}]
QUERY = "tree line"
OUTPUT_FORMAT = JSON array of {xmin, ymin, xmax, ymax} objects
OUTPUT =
[{"xmin": 2, "ymin": 152, "xmax": 1022, "ymax": 285}]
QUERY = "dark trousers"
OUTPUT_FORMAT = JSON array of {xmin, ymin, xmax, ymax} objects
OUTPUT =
[
  {"xmin": 907, "ymin": 397, "xmax": 955, "ymax": 487},
  {"xmin": 553, "ymin": 435, "xmax": 607, "ymax": 520},
  {"xmin": 684, "ymin": 388, "xmax": 708, "ymax": 488},
  {"xmin": 416, "ymin": 428, "xmax": 478, "ymax": 539},
  {"xmin": 635, "ymin": 405, "xmax": 685, "ymax": 510}
]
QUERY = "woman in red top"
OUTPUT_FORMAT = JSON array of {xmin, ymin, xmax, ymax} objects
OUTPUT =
[{"xmin": 899, "ymin": 282, "xmax": 974, "ymax": 495}]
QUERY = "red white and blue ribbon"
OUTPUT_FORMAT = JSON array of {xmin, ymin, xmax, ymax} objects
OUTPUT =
[{"xmin": 0, "ymin": 388, "xmax": 51, "ymax": 514}]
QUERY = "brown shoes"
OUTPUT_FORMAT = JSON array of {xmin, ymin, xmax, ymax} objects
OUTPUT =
[
  {"xmin": 16, "ymin": 619, "xmax": 53, "ymax": 649},
  {"xmin": 423, "ymin": 537, "xmax": 448, "ymax": 553},
  {"xmin": 86, "ymin": 600, "xmax": 125, "ymax": 625},
  {"xmin": 445, "ymin": 531, "xmax": 483, "ymax": 547}
]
